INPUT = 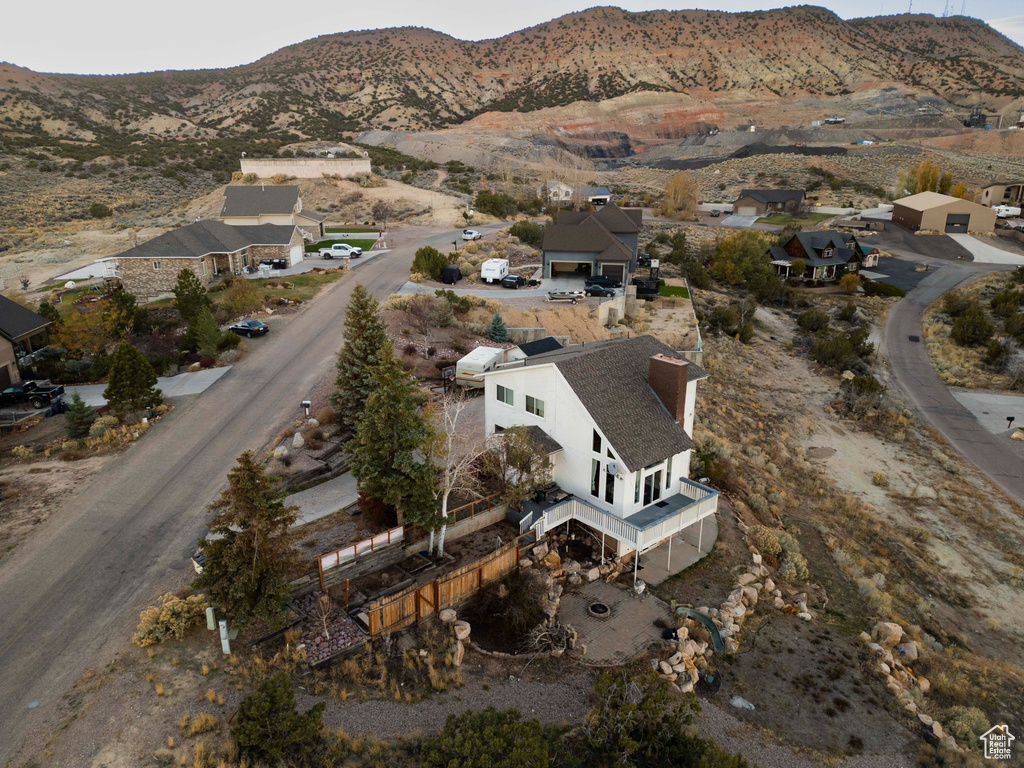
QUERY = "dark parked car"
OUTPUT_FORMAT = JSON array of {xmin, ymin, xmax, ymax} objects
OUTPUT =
[
  {"xmin": 710, "ymin": 209, "xmax": 721, "ymax": 217},
  {"xmin": 0, "ymin": 380, "xmax": 65, "ymax": 409},
  {"xmin": 228, "ymin": 319, "xmax": 270, "ymax": 338},
  {"xmin": 500, "ymin": 275, "xmax": 528, "ymax": 289},
  {"xmin": 585, "ymin": 285, "xmax": 616, "ymax": 297},
  {"xmin": 584, "ymin": 275, "xmax": 622, "ymax": 289}
]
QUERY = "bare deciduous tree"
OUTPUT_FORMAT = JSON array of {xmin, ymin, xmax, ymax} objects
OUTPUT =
[
  {"xmin": 313, "ymin": 593, "xmax": 334, "ymax": 639},
  {"xmin": 370, "ymin": 199, "xmax": 394, "ymax": 233},
  {"xmin": 424, "ymin": 392, "xmax": 485, "ymax": 558}
]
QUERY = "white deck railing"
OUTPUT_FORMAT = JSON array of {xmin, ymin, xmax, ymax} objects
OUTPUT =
[{"xmin": 536, "ymin": 478, "xmax": 719, "ymax": 552}]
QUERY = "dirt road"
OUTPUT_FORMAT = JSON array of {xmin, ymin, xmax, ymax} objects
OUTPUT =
[{"xmin": 0, "ymin": 224, "xmax": 501, "ymax": 764}]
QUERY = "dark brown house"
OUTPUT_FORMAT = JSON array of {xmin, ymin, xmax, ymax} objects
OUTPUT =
[
  {"xmin": 767, "ymin": 230, "xmax": 871, "ymax": 281},
  {"xmin": 733, "ymin": 189, "xmax": 805, "ymax": 217}
]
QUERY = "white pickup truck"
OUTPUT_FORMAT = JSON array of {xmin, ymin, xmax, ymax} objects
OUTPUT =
[{"xmin": 318, "ymin": 243, "xmax": 362, "ymax": 258}]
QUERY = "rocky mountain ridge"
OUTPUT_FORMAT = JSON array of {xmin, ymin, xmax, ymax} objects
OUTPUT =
[{"xmin": 1, "ymin": 6, "xmax": 1022, "ymax": 142}]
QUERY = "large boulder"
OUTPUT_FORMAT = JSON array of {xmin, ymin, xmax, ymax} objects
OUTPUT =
[
  {"xmin": 737, "ymin": 573, "xmax": 757, "ymax": 586},
  {"xmin": 291, "ymin": 432, "xmax": 305, "ymax": 450},
  {"xmin": 273, "ymin": 445, "xmax": 289, "ymax": 459},
  {"xmin": 542, "ymin": 551, "xmax": 562, "ymax": 571},
  {"xmin": 585, "ymin": 567, "xmax": 601, "ymax": 582},
  {"xmin": 896, "ymin": 642, "xmax": 919, "ymax": 662},
  {"xmin": 532, "ymin": 542, "xmax": 549, "ymax": 560},
  {"xmin": 453, "ymin": 640, "xmax": 465, "ymax": 666},
  {"xmin": 454, "ymin": 621, "xmax": 471, "ymax": 641},
  {"xmin": 872, "ymin": 622, "xmax": 904, "ymax": 649},
  {"xmin": 439, "ymin": 609, "xmax": 457, "ymax": 624}
]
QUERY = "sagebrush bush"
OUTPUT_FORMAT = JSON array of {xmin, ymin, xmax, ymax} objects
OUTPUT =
[
  {"xmin": 89, "ymin": 415, "xmax": 119, "ymax": 438},
  {"xmin": 133, "ymin": 593, "xmax": 209, "ymax": 647},
  {"xmin": 872, "ymin": 471, "xmax": 889, "ymax": 487},
  {"xmin": 748, "ymin": 493, "xmax": 767, "ymax": 513},
  {"xmin": 748, "ymin": 525, "xmax": 782, "ymax": 557},
  {"xmin": 943, "ymin": 706, "xmax": 990, "ymax": 745}
]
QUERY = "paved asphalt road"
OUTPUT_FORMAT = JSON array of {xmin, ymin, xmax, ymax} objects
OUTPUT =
[
  {"xmin": 0, "ymin": 223, "xmax": 502, "ymax": 764},
  {"xmin": 883, "ymin": 260, "xmax": 1024, "ymax": 503}
]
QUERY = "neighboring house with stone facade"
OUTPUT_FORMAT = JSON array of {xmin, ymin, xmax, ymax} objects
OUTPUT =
[
  {"xmin": 0, "ymin": 296, "xmax": 51, "ymax": 388},
  {"xmin": 219, "ymin": 185, "xmax": 327, "ymax": 239},
  {"xmin": 112, "ymin": 221, "xmax": 302, "ymax": 299},
  {"xmin": 484, "ymin": 335, "xmax": 719, "ymax": 575},
  {"xmin": 732, "ymin": 189, "xmax": 805, "ymax": 217},
  {"xmin": 541, "ymin": 206, "xmax": 642, "ymax": 283}
]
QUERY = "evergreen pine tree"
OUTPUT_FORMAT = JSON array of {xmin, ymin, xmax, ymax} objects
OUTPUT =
[
  {"xmin": 173, "ymin": 268, "xmax": 210, "ymax": 324},
  {"xmin": 486, "ymin": 312, "xmax": 510, "ymax": 342},
  {"xmin": 193, "ymin": 452, "xmax": 301, "ymax": 625},
  {"xmin": 64, "ymin": 391, "xmax": 96, "ymax": 439},
  {"xmin": 185, "ymin": 306, "xmax": 222, "ymax": 358},
  {"xmin": 329, "ymin": 284, "xmax": 387, "ymax": 433},
  {"xmin": 103, "ymin": 342, "xmax": 161, "ymax": 419},
  {"xmin": 233, "ymin": 672, "xmax": 325, "ymax": 765},
  {"xmin": 347, "ymin": 342, "xmax": 438, "ymax": 528}
]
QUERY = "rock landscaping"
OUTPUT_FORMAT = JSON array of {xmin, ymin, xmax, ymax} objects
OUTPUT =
[{"xmin": 293, "ymin": 591, "xmax": 366, "ymax": 665}]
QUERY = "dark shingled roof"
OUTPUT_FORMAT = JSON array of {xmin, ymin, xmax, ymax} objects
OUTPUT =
[
  {"xmin": 768, "ymin": 230, "xmax": 862, "ymax": 267},
  {"xmin": 0, "ymin": 295, "xmax": 51, "ymax": 341},
  {"xmin": 114, "ymin": 221, "xmax": 296, "ymax": 260},
  {"xmin": 542, "ymin": 217, "xmax": 635, "ymax": 261},
  {"xmin": 221, "ymin": 185, "xmax": 299, "ymax": 217},
  {"xmin": 522, "ymin": 425, "xmax": 563, "ymax": 455},
  {"xmin": 738, "ymin": 189, "xmax": 805, "ymax": 204},
  {"xmin": 557, "ymin": 205, "xmax": 642, "ymax": 233},
  {"xmin": 517, "ymin": 337, "xmax": 563, "ymax": 357},
  {"xmin": 520, "ymin": 336, "xmax": 709, "ymax": 471},
  {"xmin": 296, "ymin": 210, "xmax": 327, "ymax": 222}
]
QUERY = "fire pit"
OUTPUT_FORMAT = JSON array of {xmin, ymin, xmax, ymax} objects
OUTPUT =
[{"xmin": 587, "ymin": 602, "xmax": 611, "ymax": 619}]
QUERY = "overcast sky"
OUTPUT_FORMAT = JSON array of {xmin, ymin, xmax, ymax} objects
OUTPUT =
[{"xmin": 2, "ymin": 1, "xmax": 1021, "ymax": 75}]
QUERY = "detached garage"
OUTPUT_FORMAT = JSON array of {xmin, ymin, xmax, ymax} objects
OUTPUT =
[{"xmin": 892, "ymin": 191, "xmax": 996, "ymax": 235}]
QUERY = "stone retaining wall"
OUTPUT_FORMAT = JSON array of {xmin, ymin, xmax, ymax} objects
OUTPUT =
[{"xmin": 240, "ymin": 157, "xmax": 371, "ymax": 179}]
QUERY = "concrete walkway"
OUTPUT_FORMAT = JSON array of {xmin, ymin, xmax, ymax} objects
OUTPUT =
[
  {"xmin": 286, "ymin": 471, "xmax": 359, "ymax": 526},
  {"xmin": 947, "ymin": 234, "xmax": 1024, "ymax": 265},
  {"xmin": 641, "ymin": 513, "xmax": 719, "ymax": 587},
  {"xmin": 951, "ymin": 390, "xmax": 1024, "ymax": 434},
  {"xmin": 68, "ymin": 367, "xmax": 231, "ymax": 407}
]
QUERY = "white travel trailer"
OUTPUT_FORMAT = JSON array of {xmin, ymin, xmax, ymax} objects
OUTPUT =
[
  {"xmin": 455, "ymin": 346, "xmax": 525, "ymax": 388},
  {"xmin": 479, "ymin": 258, "xmax": 510, "ymax": 284}
]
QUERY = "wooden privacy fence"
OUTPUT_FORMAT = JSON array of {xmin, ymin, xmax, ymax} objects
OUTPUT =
[
  {"xmin": 366, "ymin": 542, "xmax": 520, "ymax": 637},
  {"xmin": 318, "ymin": 526, "xmax": 404, "ymax": 587}
]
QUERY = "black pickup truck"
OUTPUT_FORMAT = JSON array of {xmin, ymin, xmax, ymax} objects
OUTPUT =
[{"xmin": 0, "ymin": 380, "xmax": 66, "ymax": 409}]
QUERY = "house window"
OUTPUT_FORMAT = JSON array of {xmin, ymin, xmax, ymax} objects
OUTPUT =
[
  {"xmin": 201, "ymin": 260, "xmax": 207, "ymax": 276},
  {"xmin": 493, "ymin": 425, "xmax": 505, "ymax": 433},
  {"xmin": 593, "ymin": 430, "xmax": 602, "ymax": 453},
  {"xmin": 591, "ymin": 460, "xmax": 601, "ymax": 498},
  {"xmin": 823, "ymin": 247, "xmax": 833, "ymax": 258},
  {"xmin": 152, "ymin": 261, "xmax": 162, "ymax": 270},
  {"xmin": 526, "ymin": 395, "xmax": 544, "ymax": 417},
  {"xmin": 666, "ymin": 457, "xmax": 673, "ymax": 489},
  {"xmin": 605, "ymin": 470, "xmax": 615, "ymax": 504},
  {"xmin": 643, "ymin": 471, "xmax": 663, "ymax": 506},
  {"xmin": 496, "ymin": 385, "xmax": 513, "ymax": 406},
  {"xmin": 634, "ymin": 473, "xmax": 642, "ymax": 504}
]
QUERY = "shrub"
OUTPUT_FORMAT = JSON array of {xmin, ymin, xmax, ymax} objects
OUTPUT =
[
  {"xmin": 748, "ymin": 525, "xmax": 782, "ymax": 557},
  {"xmin": 871, "ymin": 472, "xmax": 889, "ymax": 487},
  {"xmin": 474, "ymin": 191, "xmax": 518, "ymax": 219},
  {"xmin": 217, "ymin": 331, "xmax": 241, "ymax": 351},
  {"xmin": 838, "ymin": 273, "xmax": 861, "ymax": 294},
  {"xmin": 508, "ymin": 220, "xmax": 544, "ymax": 248},
  {"xmin": 233, "ymin": 672, "xmax": 325, "ymax": 765},
  {"xmin": 943, "ymin": 706, "xmax": 989, "ymax": 745},
  {"xmin": 862, "ymin": 280, "xmax": 905, "ymax": 298},
  {"xmin": 748, "ymin": 493, "xmax": 767, "ymax": 513},
  {"xmin": 435, "ymin": 289, "xmax": 473, "ymax": 314},
  {"xmin": 422, "ymin": 709, "xmax": 550, "ymax": 768},
  {"xmin": 413, "ymin": 246, "xmax": 449, "ymax": 280},
  {"xmin": 11, "ymin": 445, "xmax": 34, "ymax": 462},
  {"xmin": 132, "ymin": 593, "xmax": 209, "ymax": 646},
  {"xmin": 797, "ymin": 309, "xmax": 830, "ymax": 333},
  {"xmin": 942, "ymin": 290, "xmax": 971, "ymax": 316},
  {"xmin": 839, "ymin": 302, "xmax": 856, "ymax": 321},
  {"xmin": 89, "ymin": 414, "xmax": 120, "ymax": 438},
  {"xmin": 486, "ymin": 313, "xmax": 510, "ymax": 342},
  {"xmin": 737, "ymin": 323, "xmax": 754, "ymax": 344},
  {"xmin": 984, "ymin": 339, "xmax": 1010, "ymax": 368},
  {"xmin": 88, "ymin": 202, "xmax": 113, "ymax": 218},
  {"xmin": 990, "ymin": 288, "xmax": 1022, "ymax": 318},
  {"xmin": 950, "ymin": 304, "xmax": 994, "ymax": 347},
  {"xmin": 220, "ymin": 280, "xmax": 263, "ymax": 316}
]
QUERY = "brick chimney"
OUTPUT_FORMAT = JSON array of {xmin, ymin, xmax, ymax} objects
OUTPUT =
[{"xmin": 648, "ymin": 354, "xmax": 690, "ymax": 424}]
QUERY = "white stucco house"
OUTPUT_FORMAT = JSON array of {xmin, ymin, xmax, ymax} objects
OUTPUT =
[{"xmin": 484, "ymin": 335, "xmax": 719, "ymax": 579}]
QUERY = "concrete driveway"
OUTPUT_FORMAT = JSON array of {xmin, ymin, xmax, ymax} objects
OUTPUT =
[
  {"xmin": 0, "ymin": 223, "xmax": 476, "ymax": 765},
  {"xmin": 882, "ymin": 261, "xmax": 1024, "ymax": 503},
  {"xmin": 68, "ymin": 367, "xmax": 232, "ymax": 407},
  {"xmin": 719, "ymin": 214, "xmax": 760, "ymax": 229},
  {"xmin": 950, "ymin": 391, "xmax": 1024, "ymax": 435},
  {"xmin": 947, "ymin": 234, "xmax": 1024, "ymax": 265}
]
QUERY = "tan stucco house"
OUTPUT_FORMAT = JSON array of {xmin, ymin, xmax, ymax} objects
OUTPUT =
[
  {"xmin": 892, "ymin": 191, "xmax": 996, "ymax": 234},
  {"xmin": 112, "ymin": 221, "xmax": 303, "ymax": 299},
  {"xmin": 980, "ymin": 181, "xmax": 1024, "ymax": 208},
  {"xmin": 0, "ymin": 296, "xmax": 52, "ymax": 387},
  {"xmin": 219, "ymin": 185, "xmax": 326, "ymax": 239}
]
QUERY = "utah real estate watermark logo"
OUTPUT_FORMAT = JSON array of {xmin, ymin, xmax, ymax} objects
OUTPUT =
[{"xmin": 979, "ymin": 724, "xmax": 1014, "ymax": 761}]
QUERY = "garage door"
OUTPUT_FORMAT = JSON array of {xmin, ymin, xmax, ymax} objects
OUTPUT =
[
  {"xmin": 289, "ymin": 244, "xmax": 303, "ymax": 266},
  {"xmin": 550, "ymin": 261, "xmax": 591, "ymax": 277},
  {"xmin": 0, "ymin": 365, "xmax": 10, "ymax": 389},
  {"xmin": 735, "ymin": 206, "xmax": 758, "ymax": 216},
  {"xmin": 600, "ymin": 264, "xmax": 624, "ymax": 282},
  {"xmin": 945, "ymin": 214, "xmax": 970, "ymax": 233}
]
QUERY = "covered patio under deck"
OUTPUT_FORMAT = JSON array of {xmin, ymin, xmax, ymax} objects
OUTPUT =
[{"xmin": 534, "ymin": 478, "xmax": 720, "ymax": 586}]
